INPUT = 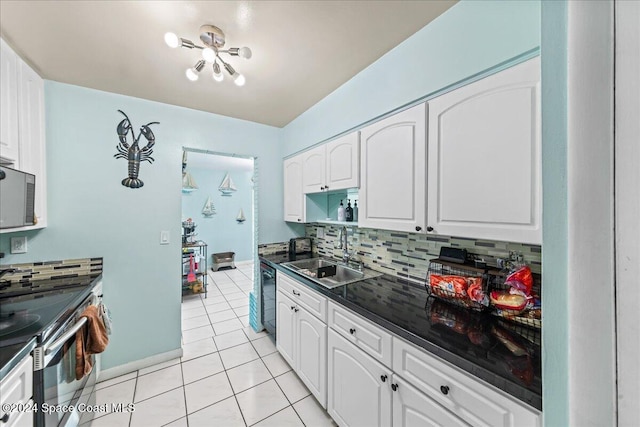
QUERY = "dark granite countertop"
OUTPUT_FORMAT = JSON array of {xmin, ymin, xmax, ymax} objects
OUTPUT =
[
  {"xmin": 0, "ymin": 274, "xmax": 102, "ymax": 377},
  {"xmin": 260, "ymin": 254, "xmax": 541, "ymax": 411}
]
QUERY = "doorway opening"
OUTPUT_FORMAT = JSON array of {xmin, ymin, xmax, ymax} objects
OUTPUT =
[{"xmin": 181, "ymin": 148, "xmax": 258, "ymax": 302}]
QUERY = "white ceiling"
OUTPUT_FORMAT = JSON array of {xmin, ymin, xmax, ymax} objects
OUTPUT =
[{"xmin": 0, "ymin": 1, "xmax": 456, "ymax": 127}]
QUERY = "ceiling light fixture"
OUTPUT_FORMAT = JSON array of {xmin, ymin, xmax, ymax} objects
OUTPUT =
[{"xmin": 165, "ymin": 24, "xmax": 251, "ymax": 86}]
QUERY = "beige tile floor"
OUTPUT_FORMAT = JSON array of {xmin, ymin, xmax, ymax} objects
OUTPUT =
[{"xmin": 80, "ymin": 262, "xmax": 336, "ymax": 427}]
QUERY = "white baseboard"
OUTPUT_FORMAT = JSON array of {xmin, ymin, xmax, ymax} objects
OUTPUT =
[{"xmin": 97, "ymin": 348, "xmax": 183, "ymax": 382}]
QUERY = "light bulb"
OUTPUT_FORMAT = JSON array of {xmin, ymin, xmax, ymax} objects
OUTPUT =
[
  {"xmin": 185, "ymin": 67, "xmax": 199, "ymax": 81},
  {"xmin": 233, "ymin": 73, "xmax": 246, "ymax": 86},
  {"xmin": 202, "ymin": 47, "xmax": 216, "ymax": 63},
  {"xmin": 212, "ymin": 62, "xmax": 224, "ymax": 82},
  {"xmin": 164, "ymin": 32, "xmax": 179, "ymax": 48},
  {"xmin": 238, "ymin": 47, "xmax": 252, "ymax": 59}
]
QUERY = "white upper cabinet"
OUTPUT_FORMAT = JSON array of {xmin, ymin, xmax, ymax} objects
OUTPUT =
[
  {"xmin": 0, "ymin": 38, "xmax": 20, "ymax": 166},
  {"xmin": 302, "ymin": 145, "xmax": 326, "ymax": 193},
  {"xmin": 359, "ymin": 103, "xmax": 427, "ymax": 233},
  {"xmin": 283, "ymin": 155, "xmax": 305, "ymax": 223},
  {"xmin": 427, "ymin": 57, "xmax": 541, "ymax": 244},
  {"xmin": 18, "ymin": 60, "xmax": 47, "ymax": 228},
  {"xmin": 0, "ymin": 37, "xmax": 47, "ymax": 232},
  {"xmin": 325, "ymin": 132, "xmax": 359, "ymax": 191},
  {"xmin": 302, "ymin": 131, "xmax": 360, "ymax": 194}
]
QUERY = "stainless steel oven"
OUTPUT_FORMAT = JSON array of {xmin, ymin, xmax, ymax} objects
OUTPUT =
[{"xmin": 32, "ymin": 284, "xmax": 102, "ymax": 427}]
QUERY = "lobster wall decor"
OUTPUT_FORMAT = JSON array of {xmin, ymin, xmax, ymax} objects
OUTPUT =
[{"xmin": 114, "ymin": 110, "xmax": 160, "ymax": 189}]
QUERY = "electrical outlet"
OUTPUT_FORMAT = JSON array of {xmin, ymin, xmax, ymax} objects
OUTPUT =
[
  {"xmin": 10, "ymin": 236, "xmax": 27, "ymax": 254},
  {"xmin": 160, "ymin": 230, "xmax": 170, "ymax": 245},
  {"xmin": 317, "ymin": 228, "xmax": 325, "ymax": 238}
]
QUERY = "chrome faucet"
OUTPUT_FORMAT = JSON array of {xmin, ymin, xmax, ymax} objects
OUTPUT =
[{"xmin": 338, "ymin": 226, "xmax": 350, "ymax": 263}]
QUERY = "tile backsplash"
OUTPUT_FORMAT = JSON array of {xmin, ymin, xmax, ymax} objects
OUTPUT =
[
  {"xmin": 258, "ymin": 242, "xmax": 289, "ymax": 256},
  {"xmin": 305, "ymin": 224, "xmax": 541, "ymax": 283},
  {"xmin": 0, "ymin": 257, "xmax": 103, "ymax": 293}
]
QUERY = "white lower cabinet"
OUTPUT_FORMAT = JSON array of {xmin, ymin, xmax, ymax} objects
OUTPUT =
[
  {"xmin": 277, "ymin": 272, "xmax": 541, "ymax": 427},
  {"xmin": 276, "ymin": 291, "xmax": 296, "ymax": 367},
  {"xmin": 393, "ymin": 376, "xmax": 469, "ymax": 427},
  {"xmin": 0, "ymin": 355, "xmax": 33, "ymax": 427},
  {"xmin": 326, "ymin": 297, "xmax": 541, "ymax": 427},
  {"xmin": 327, "ymin": 329, "xmax": 392, "ymax": 427},
  {"xmin": 275, "ymin": 273, "xmax": 327, "ymax": 408},
  {"xmin": 296, "ymin": 307, "xmax": 326, "ymax": 403},
  {"xmin": 393, "ymin": 338, "xmax": 541, "ymax": 427}
]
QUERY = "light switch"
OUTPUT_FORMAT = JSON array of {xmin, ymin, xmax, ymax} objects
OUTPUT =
[
  {"xmin": 10, "ymin": 236, "xmax": 27, "ymax": 254},
  {"xmin": 160, "ymin": 231, "xmax": 170, "ymax": 245}
]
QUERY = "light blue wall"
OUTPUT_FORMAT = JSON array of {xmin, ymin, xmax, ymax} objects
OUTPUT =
[
  {"xmin": 182, "ymin": 164, "xmax": 254, "ymax": 262},
  {"xmin": 540, "ymin": 2, "xmax": 568, "ymax": 425},
  {"xmin": 0, "ymin": 81, "xmax": 293, "ymax": 370},
  {"xmin": 282, "ymin": 0, "xmax": 541, "ymax": 156}
]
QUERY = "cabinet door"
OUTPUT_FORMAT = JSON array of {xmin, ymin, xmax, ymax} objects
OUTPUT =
[
  {"xmin": 18, "ymin": 60, "xmax": 46, "ymax": 227},
  {"xmin": 393, "ymin": 376, "xmax": 469, "ymax": 427},
  {"xmin": 359, "ymin": 103, "xmax": 427, "ymax": 233},
  {"xmin": 278, "ymin": 272, "xmax": 327, "ymax": 322},
  {"xmin": 283, "ymin": 156, "xmax": 305, "ymax": 222},
  {"xmin": 275, "ymin": 291, "xmax": 296, "ymax": 368},
  {"xmin": 328, "ymin": 301, "xmax": 392, "ymax": 366},
  {"xmin": 325, "ymin": 132, "xmax": 359, "ymax": 191},
  {"xmin": 427, "ymin": 57, "xmax": 541, "ymax": 244},
  {"xmin": 0, "ymin": 39, "xmax": 20, "ymax": 165},
  {"xmin": 302, "ymin": 145, "xmax": 326, "ymax": 194},
  {"xmin": 327, "ymin": 329, "xmax": 392, "ymax": 427},
  {"xmin": 296, "ymin": 308, "xmax": 327, "ymax": 408},
  {"xmin": 393, "ymin": 337, "xmax": 541, "ymax": 427}
]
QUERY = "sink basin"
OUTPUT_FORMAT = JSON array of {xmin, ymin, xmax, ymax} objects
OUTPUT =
[
  {"xmin": 282, "ymin": 257, "xmax": 382, "ymax": 289},
  {"xmin": 282, "ymin": 258, "xmax": 337, "ymax": 272}
]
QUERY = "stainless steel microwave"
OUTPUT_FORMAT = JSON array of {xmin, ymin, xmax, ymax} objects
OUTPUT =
[{"xmin": 0, "ymin": 166, "xmax": 35, "ymax": 229}]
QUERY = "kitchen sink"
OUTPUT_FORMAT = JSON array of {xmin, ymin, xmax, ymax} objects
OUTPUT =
[{"xmin": 281, "ymin": 257, "xmax": 382, "ymax": 289}]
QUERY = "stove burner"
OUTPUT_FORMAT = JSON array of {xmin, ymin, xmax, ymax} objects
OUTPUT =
[{"xmin": 0, "ymin": 313, "xmax": 41, "ymax": 336}]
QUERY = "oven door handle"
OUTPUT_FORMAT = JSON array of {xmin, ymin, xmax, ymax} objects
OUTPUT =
[{"xmin": 44, "ymin": 317, "xmax": 88, "ymax": 355}]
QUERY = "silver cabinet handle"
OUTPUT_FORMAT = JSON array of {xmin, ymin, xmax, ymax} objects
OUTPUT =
[{"xmin": 45, "ymin": 317, "xmax": 87, "ymax": 355}]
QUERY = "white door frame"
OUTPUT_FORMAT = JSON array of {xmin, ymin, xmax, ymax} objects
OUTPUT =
[{"xmin": 615, "ymin": 1, "xmax": 640, "ymax": 425}]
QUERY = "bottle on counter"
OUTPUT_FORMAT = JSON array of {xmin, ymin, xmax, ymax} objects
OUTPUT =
[
  {"xmin": 337, "ymin": 199, "xmax": 346, "ymax": 222},
  {"xmin": 353, "ymin": 200, "xmax": 358, "ymax": 221},
  {"xmin": 345, "ymin": 199, "xmax": 353, "ymax": 222}
]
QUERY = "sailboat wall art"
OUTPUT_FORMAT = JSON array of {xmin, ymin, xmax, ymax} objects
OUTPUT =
[
  {"xmin": 236, "ymin": 208, "xmax": 246, "ymax": 223},
  {"xmin": 202, "ymin": 197, "xmax": 216, "ymax": 217},
  {"xmin": 219, "ymin": 172, "xmax": 237, "ymax": 196},
  {"xmin": 182, "ymin": 171, "xmax": 198, "ymax": 193}
]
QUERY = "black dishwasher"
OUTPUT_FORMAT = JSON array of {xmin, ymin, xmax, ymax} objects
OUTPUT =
[{"xmin": 260, "ymin": 261, "xmax": 276, "ymax": 339}]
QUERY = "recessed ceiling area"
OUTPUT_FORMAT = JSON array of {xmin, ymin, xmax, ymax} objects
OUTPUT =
[{"xmin": 0, "ymin": 1, "xmax": 457, "ymax": 127}]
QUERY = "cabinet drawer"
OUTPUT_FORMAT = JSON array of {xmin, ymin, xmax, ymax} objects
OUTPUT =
[
  {"xmin": 328, "ymin": 301, "xmax": 392, "ymax": 367},
  {"xmin": 393, "ymin": 338, "xmax": 541, "ymax": 427},
  {"xmin": 277, "ymin": 272, "xmax": 327, "ymax": 321},
  {"xmin": 0, "ymin": 356, "xmax": 33, "ymax": 411}
]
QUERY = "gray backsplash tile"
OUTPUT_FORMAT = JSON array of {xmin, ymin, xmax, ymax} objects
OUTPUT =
[
  {"xmin": 0, "ymin": 257, "xmax": 104, "ymax": 293},
  {"xmin": 305, "ymin": 224, "xmax": 542, "ymax": 282}
]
